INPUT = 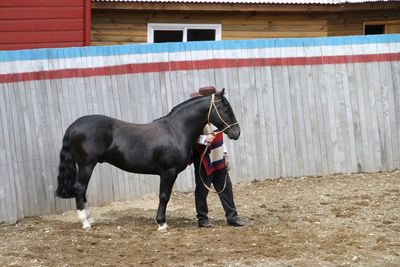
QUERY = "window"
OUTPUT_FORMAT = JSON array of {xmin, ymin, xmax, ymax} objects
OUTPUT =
[
  {"xmin": 147, "ymin": 23, "xmax": 221, "ymax": 43},
  {"xmin": 364, "ymin": 21, "xmax": 400, "ymax": 35},
  {"xmin": 364, "ymin": 24, "xmax": 385, "ymax": 35},
  {"xmin": 154, "ymin": 30, "xmax": 183, "ymax": 43}
]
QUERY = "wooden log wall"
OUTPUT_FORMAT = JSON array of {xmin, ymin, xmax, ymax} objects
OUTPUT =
[
  {"xmin": 91, "ymin": 9, "xmax": 400, "ymax": 46},
  {"xmin": 0, "ymin": 34, "xmax": 400, "ymax": 224},
  {"xmin": 327, "ymin": 10, "xmax": 400, "ymax": 36}
]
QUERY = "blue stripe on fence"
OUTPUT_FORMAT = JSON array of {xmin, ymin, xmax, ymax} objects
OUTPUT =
[{"xmin": 0, "ymin": 34, "xmax": 399, "ymax": 63}]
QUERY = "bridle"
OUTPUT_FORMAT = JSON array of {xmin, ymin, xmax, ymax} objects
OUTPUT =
[
  {"xmin": 198, "ymin": 93, "xmax": 238, "ymax": 194},
  {"xmin": 207, "ymin": 93, "xmax": 238, "ymax": 134}
]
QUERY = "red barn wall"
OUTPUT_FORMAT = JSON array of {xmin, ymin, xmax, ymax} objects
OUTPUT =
[{"xmin": 0, "ymin": 0, "xmax": 91, "ymax": 50}]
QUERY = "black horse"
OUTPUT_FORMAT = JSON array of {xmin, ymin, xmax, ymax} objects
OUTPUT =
[{"xmin": 56, "ymin": 89, "xmax": 240, "ymax": 230}]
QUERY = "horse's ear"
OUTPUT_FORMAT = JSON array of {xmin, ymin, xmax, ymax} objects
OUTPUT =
[{"xmin": 217, "ymin": 88, "xmax": 225, "ymax": 96}]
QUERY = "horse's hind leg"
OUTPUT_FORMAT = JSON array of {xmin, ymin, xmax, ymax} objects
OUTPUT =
[
  {"xmin": 156, "ymin": 170, "xmax": 178, "ymax": 231},
  {"xmin": 75, "ymin": 162, "xmax": 96, "ymax": 230}
]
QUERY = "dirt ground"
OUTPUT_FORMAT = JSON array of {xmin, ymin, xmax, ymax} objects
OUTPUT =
[{"xmin": 1, "ymin": 171, "xmax": 399, "ymax": 267}]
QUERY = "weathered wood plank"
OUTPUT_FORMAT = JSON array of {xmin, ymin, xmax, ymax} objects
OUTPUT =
[
  {"xmin": 0, "ymin": 84, "xmax": 18, "ymax": 223},
  {"xmin": 352, "ymin": 41, "xmax": 372, "ymax": 171},
  {"xmin": 389, "ymin": 38, "xmax": 400, "ymax": 168},
  {"xmin": 5, "ymin": 82, "xmax": 29, "ymax": 218},
  {"xmin": 308, "ymin": 63, "xmax": 325, "ymax": 175},
  {"xmin": 379, "ymin": 39, "xmax": 397, "ymax": 170}
]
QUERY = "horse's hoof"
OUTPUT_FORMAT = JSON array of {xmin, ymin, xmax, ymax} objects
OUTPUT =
[
  {"xmin": 157, "ymin": 223, "xmax": 168, "ymax": 231},
  {"xmin": 82, "ymin": 221, "xmax": 92, "ymax": 231}
]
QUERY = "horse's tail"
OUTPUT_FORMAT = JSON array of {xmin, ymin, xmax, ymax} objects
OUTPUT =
[{"xmin": 55, "ymin": 128, "xmax": 77, "ymax": 198}]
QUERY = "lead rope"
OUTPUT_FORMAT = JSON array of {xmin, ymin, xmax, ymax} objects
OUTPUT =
[
  {"xmin": 197, "ymin": 94, "xmax": 238, "ymax": 194},
  {"xmin": 198, "ymin": 142, "xmax": 228, "ymax": 194}
]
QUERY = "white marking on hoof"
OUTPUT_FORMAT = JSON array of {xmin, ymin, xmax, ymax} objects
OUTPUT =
[
  {"xmin": 157, "ymin": 223, "xmax": 168, "ymax": 231},
  {"xmin": 85, "ymin": 209, "xmax": 95, "ymax": 224},
  {"xmin": 87, "ymin": 216, "xmax": 95, "ymax": 224},
  {"xmin": 77, "ymin": 210, "xmax": 87, "ymax": 221},
  {"xmin": 82, "ymin": 220, "xmax": 92, "ymax": 230},
  {"xmin": 77, "ymin": 210, "xmax": 92, "ymax": 230}
]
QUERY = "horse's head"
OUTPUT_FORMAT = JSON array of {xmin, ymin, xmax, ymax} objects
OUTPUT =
[{"xmin": 208, "ymin": 89, "xmax": 240, "ymax": 140}]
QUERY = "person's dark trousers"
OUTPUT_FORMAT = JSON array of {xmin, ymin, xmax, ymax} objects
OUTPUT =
[{"xmin": 193, "ymin": 153, "xmax": 239, "ymax": 224}]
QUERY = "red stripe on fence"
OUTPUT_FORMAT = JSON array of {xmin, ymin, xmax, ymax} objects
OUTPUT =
[{"xmin": 1, "ymin": 52, "xmax": 399, "ymax": 83}]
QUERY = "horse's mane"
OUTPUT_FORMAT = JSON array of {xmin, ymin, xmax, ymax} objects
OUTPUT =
[{"xmin": 153, "ymin": 95, "xmax": 207, "ymax": 121}]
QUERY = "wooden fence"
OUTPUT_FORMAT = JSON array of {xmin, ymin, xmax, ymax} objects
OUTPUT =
[{"xmin": 1, "ymin": 34, "xmax": 400, "ymax": 224}]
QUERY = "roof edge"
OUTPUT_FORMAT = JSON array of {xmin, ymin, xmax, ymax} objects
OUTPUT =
[{"xmin": 91, "ymin": 1, "xmax": 400, "ymax": 12}]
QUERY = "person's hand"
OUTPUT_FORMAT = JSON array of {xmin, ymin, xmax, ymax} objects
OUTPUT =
[{"xmin": 205, "ymin": 134, "xmax": 215, "ymax": 144}]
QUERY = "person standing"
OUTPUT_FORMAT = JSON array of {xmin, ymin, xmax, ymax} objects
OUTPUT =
[{"xmin": 191, "ymin": 87, "xmax": 244, "ymax": 228}]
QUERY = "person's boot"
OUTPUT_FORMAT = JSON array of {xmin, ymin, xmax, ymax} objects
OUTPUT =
[
  {"xmin": 227, "ymin": 218, "xmax": 245, "ymax": 227},
  {"xmin": 198, "ymin": 220, "xmax": 214, "ymax": 228}
]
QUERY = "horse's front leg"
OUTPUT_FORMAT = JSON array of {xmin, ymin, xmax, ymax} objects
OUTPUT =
[{"xmin": 156, "ymin": 169, "xmax": 178, "ymax": 231}]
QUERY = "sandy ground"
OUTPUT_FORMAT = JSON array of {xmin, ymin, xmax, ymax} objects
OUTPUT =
[{"xmin": 0, "ymin": 171, "xmax": 399, "ymax": 267}]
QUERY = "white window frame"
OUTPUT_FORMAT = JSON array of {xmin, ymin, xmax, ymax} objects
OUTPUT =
[{"xmin": 147, "ymin": 23, "xmax": 222, "ymax": 43}]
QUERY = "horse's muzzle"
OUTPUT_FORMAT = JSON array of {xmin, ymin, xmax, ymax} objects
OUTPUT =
[{"xmin": 225, "ymin": 124, "xmax": 240, "ymax": 140}]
